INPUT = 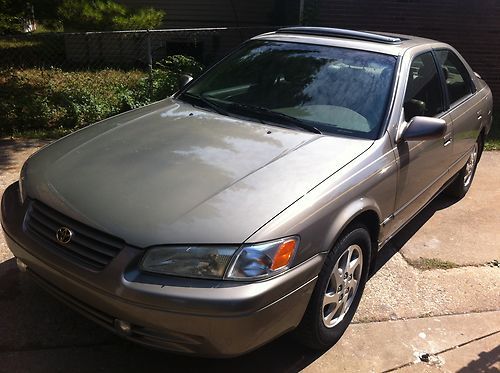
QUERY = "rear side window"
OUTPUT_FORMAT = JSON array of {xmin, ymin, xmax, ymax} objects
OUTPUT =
[
  {"xmin": 403, "ymin": 52, "xmax": 444, "ymax": 122},
  {"xmin": 435, "ymin": 50, "xmax": 473, "ymax": 105}
]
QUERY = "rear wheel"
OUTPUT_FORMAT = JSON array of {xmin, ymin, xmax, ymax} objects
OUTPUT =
[
  {"xmin": 295, "ymin": 224, "xmax": 371, "ymax": 350},
  {"xmin": 445, "ymin": 137, "xmax": 482, "ymax": 199}
]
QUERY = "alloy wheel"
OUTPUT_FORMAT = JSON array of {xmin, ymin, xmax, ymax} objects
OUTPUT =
[{"xmin": 322, "ymin": 244, "xmax": 363, "ymax": 328}]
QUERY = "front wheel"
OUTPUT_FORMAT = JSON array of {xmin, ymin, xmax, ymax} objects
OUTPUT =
[{"xmin": 294, "ymin": 223, "xmax": 371, "ymax": 350}]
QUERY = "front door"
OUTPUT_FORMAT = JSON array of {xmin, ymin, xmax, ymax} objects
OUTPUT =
[{"xmin": 393, "ymin": 51, "xmax": 453, "ymax": 228}]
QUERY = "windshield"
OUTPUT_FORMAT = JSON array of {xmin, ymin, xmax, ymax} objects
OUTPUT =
[{"xmin": 180, "ymin": 40, "xmax": 396, "ymax": 139}]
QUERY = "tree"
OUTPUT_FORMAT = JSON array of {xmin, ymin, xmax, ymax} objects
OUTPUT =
[
  {"xmin": 57, "ymin": 0, "xmax": 165, "ymax": 31},
  {"xmin": 0, "ymin": 0, "xmax": 26, "ymax": 33}
]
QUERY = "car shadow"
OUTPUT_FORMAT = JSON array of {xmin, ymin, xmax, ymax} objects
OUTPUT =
[
  {"xmin": 369, "ymin": 192, "xmax": 459, "ymax": 278},
  {"xmin": 0, "ymin": 193, "xmax": 461, "ymax": 372},
  {"xmin": 456, "ymin": 343, "xmax": 500, "ymax": 372}
]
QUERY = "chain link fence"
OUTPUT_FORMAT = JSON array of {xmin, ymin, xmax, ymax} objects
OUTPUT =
[{"xmin": 0, "ymin": 26, "xmax": 275, "ymax": 71}]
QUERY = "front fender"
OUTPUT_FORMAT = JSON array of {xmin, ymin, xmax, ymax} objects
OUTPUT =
[{"xmin": 322, "ymin": 197, "xmax": 382, "ymax": 254}]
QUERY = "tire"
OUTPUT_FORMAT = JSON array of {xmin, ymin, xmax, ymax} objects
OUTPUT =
[
  {"xmin": 445, "ymin": 136, "xmax": 482, "ymax": 199},
  {"xmin": 294, "ymin": 223, "xmax": 372, "ymax": 350}
]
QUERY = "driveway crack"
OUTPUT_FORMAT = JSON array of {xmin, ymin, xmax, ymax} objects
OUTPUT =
[{"xmin": 381, "ymin": 329, "xmax": 500, "ymax": 372}]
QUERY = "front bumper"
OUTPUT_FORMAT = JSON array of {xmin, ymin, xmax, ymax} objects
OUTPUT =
[{"xmin": 1, "ymin": 182, "xmax": 322, "ymax": 357}]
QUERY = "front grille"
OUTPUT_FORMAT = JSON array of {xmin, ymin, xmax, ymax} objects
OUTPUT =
[{"xmin": 24, "ymin": 200, "xmax": 124, "ymax": 270}]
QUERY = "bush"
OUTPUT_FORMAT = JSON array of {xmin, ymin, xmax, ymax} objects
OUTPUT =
[
  {"xmin": 57, "ymin": 0, "xmax": 165, "ymax": 31},
  {"xmin": 150, "ymin": 55, "xmax": 204, "ymax": 101},
  {"xmin": 0, "ymin": 68, "xmax": 149, "ymax": 136},
  {"xmin": 0, "ymin": 55, "xmax": 204, "ymax": 137},
  {"xmin": 156, "ymin": 55, "xmax": 204, "ymax": 77}
]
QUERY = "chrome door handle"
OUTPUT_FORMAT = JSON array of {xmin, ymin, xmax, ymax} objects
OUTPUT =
[
  {"xmin": 444, "ymin": 138, "xmax": 453, "ymax": 147},
  {"xmin": 477, "ymin": 110, "xmax": 483, "ymax": 120}
]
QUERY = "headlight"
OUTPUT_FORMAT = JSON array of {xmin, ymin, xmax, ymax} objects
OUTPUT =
[
  {"xmin": 140, "ymin": 237, "xmax": 299, "ymax": 280},
  {"xmin": 226, "ymin": 236, "xmax": 299, "ymax": 280},
  {"xmin": 140, "ymin": 246, "xmax": 237, "ymax": 279}
]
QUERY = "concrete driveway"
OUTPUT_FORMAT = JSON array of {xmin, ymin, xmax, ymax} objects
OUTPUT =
[{"xmin": 0, "ymin": 139, "xmax": 498, "ymax": 372}]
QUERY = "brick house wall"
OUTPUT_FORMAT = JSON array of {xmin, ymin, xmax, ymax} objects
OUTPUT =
[{"xmin": 308, "ymin": 0, "xmax": 499, "ymax": 106}]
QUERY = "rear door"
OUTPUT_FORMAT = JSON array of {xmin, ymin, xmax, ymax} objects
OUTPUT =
[{"xmin": 434, "ymin": 49, "xmax": 482, "ymax": 161}]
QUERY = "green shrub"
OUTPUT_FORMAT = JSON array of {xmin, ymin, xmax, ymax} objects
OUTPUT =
[
  {"xmin": 0, "ymin": 68, "xmax": 149, "ymax": 136},
  {"xmin": 150, "ymin": 55, "xmax": 204, "ymax": 101},
  {"xmin": 0, "ymin": 55, "xmax": 204, "ymax": 137},
  {"xmin": 156, "ymin": 55, "xmax": 204, "ymax": 77}
]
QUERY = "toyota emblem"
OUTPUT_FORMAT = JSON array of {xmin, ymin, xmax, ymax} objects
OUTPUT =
[{"xmin": 56, "ymin": 227, "xmax": 73, "ymax": 244}]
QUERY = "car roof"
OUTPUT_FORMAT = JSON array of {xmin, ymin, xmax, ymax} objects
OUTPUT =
[{"xmin": 252, "ymin": 27, "xmax": 444, "ymax": 56}]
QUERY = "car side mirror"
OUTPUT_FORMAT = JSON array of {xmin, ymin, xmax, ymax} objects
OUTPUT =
[
  {"xmin": 178, "ymin": 74, "xmax": 193, "ymax": 89},
  {"xmin": 402, "ymin": 116, "xmax": 446, "ymax": 142}
]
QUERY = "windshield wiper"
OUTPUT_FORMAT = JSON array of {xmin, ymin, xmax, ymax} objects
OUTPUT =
[
  {"xmin": 181, "ymin": 92, "xmax": 230, "ymax": 116},
  {"xmin": 224, "ymin": 102, "xmax": 322, "ymax": 135},
  {"xmin": 181, "ymin": 94, "xmax": 322, "ymax": 135}
]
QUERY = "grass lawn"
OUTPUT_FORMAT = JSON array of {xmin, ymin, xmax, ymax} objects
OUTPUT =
[{"xmin": 406, "ymin": 257, "xmax": 460, "ymax": 270}]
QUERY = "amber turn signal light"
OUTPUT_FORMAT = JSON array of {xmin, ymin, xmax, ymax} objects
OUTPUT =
[{"xmin": 271, "ymin": 238, "xmax": 298, "ymax": 270}]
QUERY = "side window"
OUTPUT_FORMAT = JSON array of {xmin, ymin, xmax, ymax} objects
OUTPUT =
[
  {"xmin": 435, "ymin": 49, "xmax": 473, "ymax": 105},
  {"xmin": 403, "ymin": 52, "xmax": 444, "ymax": 122}
]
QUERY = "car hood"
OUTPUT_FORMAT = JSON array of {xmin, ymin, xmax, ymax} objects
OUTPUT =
[{"xmin": 24, "ymin": 98, "xmax": 373, "ymax": 247}]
